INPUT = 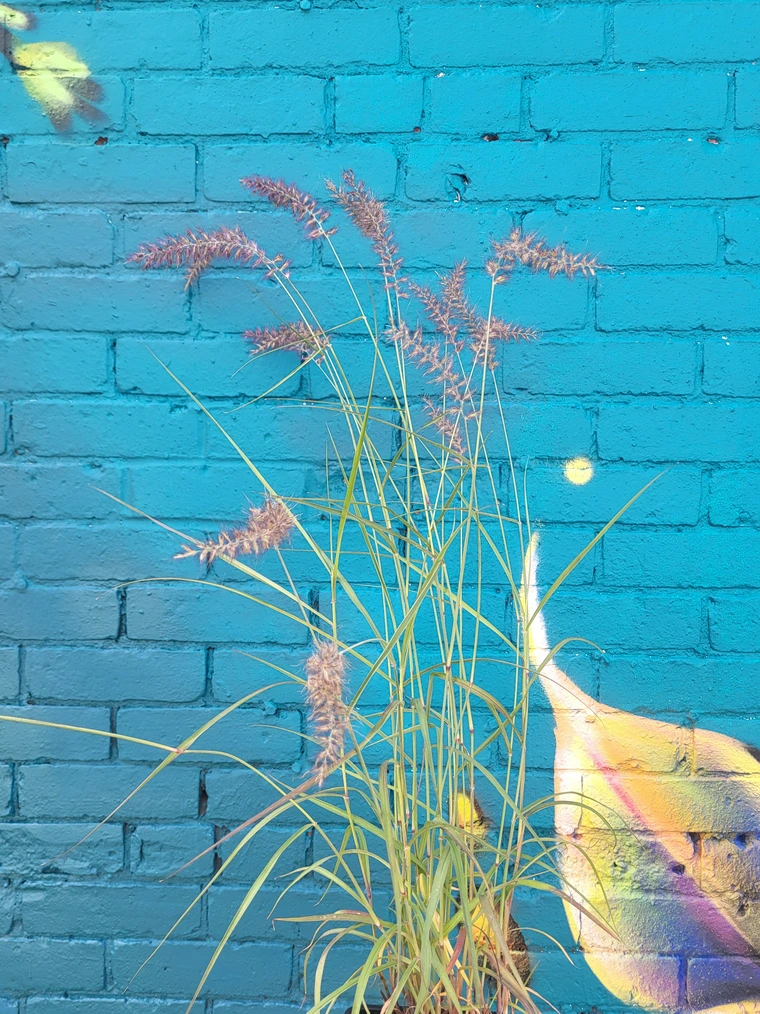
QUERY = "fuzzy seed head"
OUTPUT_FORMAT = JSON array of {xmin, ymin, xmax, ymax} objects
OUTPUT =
[
  {"xmin": 176, "ymin": 497, "xmax": 294, "ymax": 566},
  {"xmin": 305, "ymin": 640, "xmax": 348, "ymax": 785}
]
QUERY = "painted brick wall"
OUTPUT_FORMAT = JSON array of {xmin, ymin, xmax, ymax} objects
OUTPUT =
[{"xmin": 0, "ymin": 1, "xmax": 759, "ymax": 1011}]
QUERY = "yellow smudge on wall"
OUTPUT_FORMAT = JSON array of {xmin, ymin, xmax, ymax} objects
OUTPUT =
[{"xmin": 564, "ymin": 456, "xmax": 594, "ymax": 485}]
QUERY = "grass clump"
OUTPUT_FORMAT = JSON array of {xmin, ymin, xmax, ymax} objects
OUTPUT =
[{"xmin": 6, "ymin": 170, "xmax": 609, "ymax": 1014}]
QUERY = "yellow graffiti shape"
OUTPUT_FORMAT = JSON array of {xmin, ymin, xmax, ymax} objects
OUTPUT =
[
  {"xmin": 1, "ymin": 5, "xmax": 103, "ymax": 130},
  {"xmin": 521, "ymin": 535, "xmax": 760, "ymax": 1013},
  {"xmin": 564, "ymin": 456, "xmax": 595, "ymax": 485}
]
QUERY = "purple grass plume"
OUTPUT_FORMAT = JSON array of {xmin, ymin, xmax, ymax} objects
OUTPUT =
[
  {"xmin": 128, "ymin": 226, "xmax": 290, "ymax": 288},
  {"xmin": 176, "ymin": 497, "xmax": 295, "ymax": 566},
  {"xmin": 326, "ymin": 170, "xmax": 407, "ymax": 296},
  {"xmin": 241, "ymin": 175, "xmax": 337, "ymax": 240},
  {"xmin": 305, "ymin": 640, "xmax": 349, "ymax": 785}
]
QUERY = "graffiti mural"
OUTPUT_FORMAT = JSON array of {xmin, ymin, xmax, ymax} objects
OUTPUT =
[
  {"xmin": 523, "ymin": 535, "xmax": 760, "ymax": 1012},
  {"xmin": 0, "ymin": 3, "xmax": 103, "ymax": 130}
]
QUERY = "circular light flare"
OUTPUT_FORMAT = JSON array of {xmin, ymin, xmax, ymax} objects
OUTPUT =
[{"xmin": 564, "ymin": 456, "xmax": 594, "ymax": 486}]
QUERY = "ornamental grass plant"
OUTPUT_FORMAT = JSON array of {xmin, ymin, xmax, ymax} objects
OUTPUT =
[{"xmin": 0, "ymin": 171, "xmax": 626, "ymax": 1014}]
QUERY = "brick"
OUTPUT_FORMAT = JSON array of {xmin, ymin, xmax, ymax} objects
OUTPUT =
[
  {"xmin": 19, "ymin": 523, "xmax": 180, "ymax": 581},
  {"xmin": 0, "ymin": 890, "xmax": 13, "ymax": 935},
  {"xmin": 204, "ymin": 768, "xmax": 291, "ymax": 824},
  {"xmin": 304, "ymin": 337, "xmax": 431, "ymax": 401},
  {"xmin": 710, "ymin": 469, "xmax": 760, "ymax": 525},
  {"xmin": 204, "ymin": 142, "xmax": 397, "ymax": 203},
  {"xmin": 333, "ymin": 584, "xmax": 507, "ymax": 650},
  {"xmin": 502, "ymin": 339, "xmax": 696, "ymax": 396},
  {"xmin": 0, "ymin": 647, "xmax": 18, "ymax": 700},
  {"xmin": 335, "ymin": 75, "xmax": 422, "ymax": 133},
  {"xmin": 202, "ymin": 397, "xmax": 388, "ymax": 463},
  {"xmin": 530, "ymin": 454, "xmax": 668, "ymax": 535},
  {"xmin": 737, "ymin": 69, "xmax": 760, "ymax": 129},
  {"xmin": 0, "ymin": 464, "xmax": 122, "ymax": 520},
  {"xmin": 20, "ymin": 9, "xmax": 201, "ymax": 69},
  {"xmin": 543, "ymin": 589, "xmax": 701, "ymax": 650},
  {"xmin": 0, "ymin": 939, "xmax": 105, "ymax": 993},
  {"xmin": 134, "ymin": 77, "xmax": 324, "ymax": 136},
  {"xmin": 410, "ymin": 6, "xmax": 604, "ymax": 66},
  {"xmin": 213, "ymin": 648, "xmax": 314, "ymax": 707},
  {"xmin": 604, "ymin": 530, "xmax": 760, "ymax": 588},
  {"xmin": 6, "ymin": 144, "xmax": 196, "ymax": 204},
  {"xmin": 597, "ymin": 273, "xmax": 760, "ymax": 331},
  {"xmin": 209, "ymin": 9, "xmax": 399, "ymax": 69},
  {"xmin": 614, "ymin": 3, "xmax": 760, "ymax": 62},
  {"xmin": 326, "ymin": 207, "xmax": 515, "ymax": 271},
  {"xmin": 0, "ymin": 400, "xmax": 6, "ymax": 455},
  {"xmin": 112, "ymin": 940, "xmax": 292, "ymax": 999},
  {"xmin": 428, "ymin": 73, "xmax": 521, "ymax": 133},
  {"xmin": 710, "ymin": 595, "xmax": 760, "ymax": 651},
  {"xmin": 482, "ymin": 401, "xmax": 592, "ymax": 459},
  {"xmin": 196, "ymin": 270, "xmax": 362, "ymax": 335},
  {"xmin": 0, "ymin": 587, "xmax": 118, "ymax": 640},
  {"xmin": 12, "ymin": 401, "xmax": 202, "ymax": 458},
  {"xmin": 26, "ymin": 647, "xmax": 206, "ymax": 704},
  {"xmin": 726, "ymin": 205, "xmax": 760, "ymax": 264},
  {"xmin": 0, "ymin": 706, "xmax": 110, "ymax": 761},
  {"xmin": 124, "ymin": 462, "xmax": 324, "ymax": 520},
  {"xmin": 523, "ymin": 205, "xmax": 718, "ymax": 267},
  {"xmin": 0, "ymin": 275, "xmax": 189, "ymax": 333},
  {"xmin": 611, "ymin": 139, "xmax": 760, "ymax": 200},
  {"xmin": 214, "ymin": 825, "xmax": 308, "ymax": 885},
  {"xmin": 18, "ymin": 764, "xmax": 199, "ymax": 820},
  {"xmin": 21, "ymin": 883, "xmax": 202, "ymax": 938},
  {"xmin": 208, "ymin": 884, "xmax": 322, "ymax": 942},
  {"xmin": 0, "ymin": 211, "xmax": 113, "ymax": 267},
  {"xmin": 688, "ymin": 956, "xmax": 760, "ymax": 1011},
  {"xmin": 0, "ymin": 77, "xmax": 124, "ymax": 135},
  {"xmin": 0, "ymin": 765, "xmax": 13, "ymax": 815},
  {"xmin": 27, "ymin": 1001, "xmax": 187, "ymax": 1014},
  {"xmin": 0, "ymin": 524, "xmax": 14, "ymax": 579},
  {"xmin": 599, "ymin": 402, "xmax": 760, "ymax": 463},
  {"xmin": 704, "ymin": 338, "xmax": 760, "ymax": 396},
  {"xmin": 532, "ymin": 70, "xmax": 726, "ymax": 131},
  {"xmin": 0, "ymin": 337, "xmax": 107, "ymax": 394},
  {"xmin": 214, "ymin": 1005, "xmax": 301, "ymax": 1014},
  {"xmin": 441, "ymin": 262, "xmax": 590, "ymax": 332},
  {"xmin": 598, "ymin": 655, "xmax": 760, "ymax": 714},
  {"xmin": 129, "ymin": 824, "xmax": 215, "ymax": 880},
  {"xmin": 126, "ymin": 584, "xmax": 310, "ymax": 645},
  {"xmin": 117, "ymin": 707, "xmax": 301, "ymax": 764},
  {"xmin": 115, "ymin": 338, "xmax": 300, "ymax": 400},
  {"xmin": 0, "ymin": 822, "xmax": 122, "ymax": 876},
  {"xmin": 406, "ymin": 142, "xmax": 602, "ymax": 201}
]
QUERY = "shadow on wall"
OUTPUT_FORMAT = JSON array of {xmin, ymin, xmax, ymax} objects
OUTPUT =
[{"xmin": 0, "ymin": 3, "xmax": 103, "ymax": 130}]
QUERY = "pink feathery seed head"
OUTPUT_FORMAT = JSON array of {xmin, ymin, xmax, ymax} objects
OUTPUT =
[
  {"xmin": 305, "ymin": 640, "xmax": 349, "ymax": 785},
  {"xmin": 241, "ymin": 175, "xmax": 337, "ymax": 240},
  {"xmin": 244, "ymin": 321, "xmax": 330, "ymax": 359},
  {"xmin": 128, "ymin": 226, "xmax": 288, "ymax": 289},
  {"xmin": 175, "ymin": 497, "xmax": 295, "ymax": 566},
  {"xmin": 422, "ymin": 397, "xmax": 465, "ymax": 455},
  {"xmin": 409, "ymin": 280, "xmax": 462, "ymax": 346},
  {"xmin": 326, "ymin": 170, "xmax": 406, "ymax": 294},
  {"xmin": 490, "ymin": 230, "xmax": 603, "ymax": 281}
]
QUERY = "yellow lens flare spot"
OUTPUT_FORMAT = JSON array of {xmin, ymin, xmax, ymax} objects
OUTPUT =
[{"xmin": 564, "ymin": 456, "xmax": 594, "ymax": 485}]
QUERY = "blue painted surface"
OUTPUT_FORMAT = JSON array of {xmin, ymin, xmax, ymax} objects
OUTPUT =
[{"xmin": 0, "ymin": 1, "xmax": 758, "ymax": 1011}]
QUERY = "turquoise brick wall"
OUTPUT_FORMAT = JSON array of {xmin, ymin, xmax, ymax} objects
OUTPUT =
[{"xmin": 0, "ymin": 1, "xmax": 759, "ymax": 1011}]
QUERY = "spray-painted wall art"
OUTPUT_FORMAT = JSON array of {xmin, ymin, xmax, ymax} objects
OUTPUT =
[
  {"xmin": 525, "ymin": 535, "xmax": 760, "ymax": 1013},
  {"xmin": 0, "ymin": 3, "xmax": 102, "ymax": 130}
]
